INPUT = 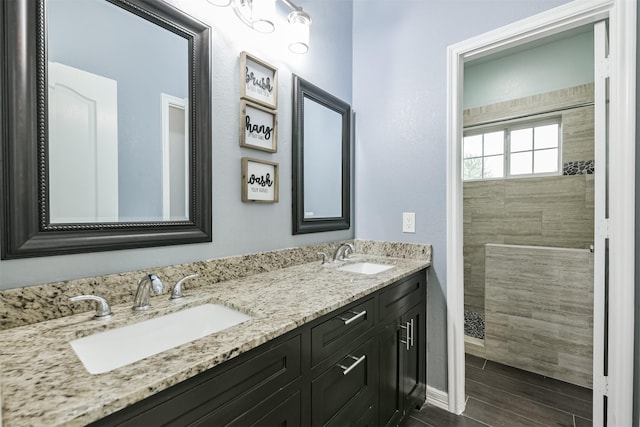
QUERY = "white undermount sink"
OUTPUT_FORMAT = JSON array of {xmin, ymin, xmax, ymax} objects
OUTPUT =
[
  {"xmin": 70, "ymin": 304, "xmax": 252, "ymax": 374},
  {"xmin": 337, "ymin": 262, "xmax": 394, "ymax": 275}
]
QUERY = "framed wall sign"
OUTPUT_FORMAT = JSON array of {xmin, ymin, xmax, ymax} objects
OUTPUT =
[
  {"xmin": 240, "ymin": 100, "xmax": 277, "ymax": 152},
  {"xmin": 241, "ymin": 157, "xmax": 279, "ymax": 203},
  {"xmin": 240, "ymin": 51, "xmax": 278, "ymax": 109}
]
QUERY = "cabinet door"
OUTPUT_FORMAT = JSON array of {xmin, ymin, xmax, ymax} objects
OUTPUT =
[
  {"xmin": 379, "ymin": 302, "xmax": 426, "ymax": 426},
  {"xmin": 402, "ymin": 303, "xmax": 426, "ymax": 412},
  {"xmin": 311, "ymin": 336, "xmax": 377, "ymax": 427},
  {"xmin": 378, "ymin": 316, "xmax": 403, "ymax": 427}
]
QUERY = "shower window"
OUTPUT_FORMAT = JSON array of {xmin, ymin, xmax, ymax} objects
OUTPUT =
[{"xmin": 463, "ymin": 118, "xmax": 561, "ymax": 181}]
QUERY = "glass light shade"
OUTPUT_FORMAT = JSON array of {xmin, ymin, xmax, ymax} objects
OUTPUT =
[
  {"xmin": 288, "ymin": 10, "xmax": 311, "ymax": 54},
  {"xmin": 207, "ymin": 0, "xmax": 231, "ymax": 6},
  {"xmin": 251, "ymin": 0, "xmax": 276, "ymax": 33}
]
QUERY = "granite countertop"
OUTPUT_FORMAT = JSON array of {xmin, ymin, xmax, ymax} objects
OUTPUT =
[{"xmin": 0, "ymin": 254, "xmax": 429, "ymax": 426}]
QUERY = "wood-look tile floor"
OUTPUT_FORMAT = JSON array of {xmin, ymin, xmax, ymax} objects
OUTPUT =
[{"xmin": 407, "ymin": 354, "xmax": 593, "ymax": 427}]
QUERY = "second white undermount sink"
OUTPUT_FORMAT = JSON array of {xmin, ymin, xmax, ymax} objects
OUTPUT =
[
  {"xmin": 337, "ymin": 262, "xmax": 394, "ymax": 275},
  {"xmin": 70, "ymin": 303, "xmax": 252, "ymax": 374}
]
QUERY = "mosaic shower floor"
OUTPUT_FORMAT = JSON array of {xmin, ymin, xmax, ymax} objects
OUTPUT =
[{"xmin": 464, "ymin": 310, "xmax": 485, "ymax": 339}]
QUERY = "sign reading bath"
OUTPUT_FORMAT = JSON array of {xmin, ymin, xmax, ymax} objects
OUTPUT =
[{"xmin": 70, "ymin": 304, "xmax": 252, "ymax": 374}]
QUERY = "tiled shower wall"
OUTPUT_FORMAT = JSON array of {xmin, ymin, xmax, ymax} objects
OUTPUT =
[
  {"xmin": 485, "ymin": 244, "xmax": 593, "ymax": 388},
  {"xmin": 463, "ymin": 84, "xmax": 595, "ymax": 315}
]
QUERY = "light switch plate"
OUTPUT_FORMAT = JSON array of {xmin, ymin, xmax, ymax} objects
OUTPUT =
[{"xmin": 402, "ymin": 212, "xmax": 416, "ymax": 233}]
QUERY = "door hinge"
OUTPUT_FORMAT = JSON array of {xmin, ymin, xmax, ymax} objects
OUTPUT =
[
  {"xmin": 603, "ymin": 376, "xmax": 609, "ymax": 396},
  {"xmin": 598, "ymin": 57, "xmax": 610, "ymax": 79},
  {"xmin": 598, "ymin": 218, "xmax": 611, "ymax": 239}
]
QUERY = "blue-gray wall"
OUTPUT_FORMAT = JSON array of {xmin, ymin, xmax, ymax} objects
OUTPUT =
[
  {"xmin": 0, "ymin": 0, "xmax": 354, "ymax": 289},
  {"xmin": 352, "ymin": 0, "xmax": 571, "ymax": 392}
]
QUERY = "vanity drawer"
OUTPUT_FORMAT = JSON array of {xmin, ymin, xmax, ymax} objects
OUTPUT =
[
  {"xmin": 311, "ymin": 336, "xmax": 378, "ymax": 426},
  {"xmin": 378, "ymin": 271, "xmax": 425, "ymax": 321},
  {"xmin": 311, "ymin": 297, "xmax": 375, "ymax": 366},
  {"xmin": 197, "ymin": 389, "xmax": 301, "ymax": 426},
  {"xmin": 91, "ymin": 334, "xmax": 301, "ymax": 427}
]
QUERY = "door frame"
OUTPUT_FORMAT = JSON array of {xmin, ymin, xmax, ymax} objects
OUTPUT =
[{"xmin": 445, "ymin": 0, "xmax": 636, "ymax": 424}]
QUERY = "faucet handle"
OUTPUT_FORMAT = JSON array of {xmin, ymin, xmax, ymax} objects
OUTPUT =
[
  {"xmin": 69, "ymin": 294, "xmax": 113, "ymax": 320},
  {"xmin": 147, "ymin": 274, "xmax": 164, "ymax": 294},
  {"xmin": 170, "ymin": 274, "xmax": 199, "ymax": 300},
  {"xmin": 317, "ymin": 252, "xmax": 330, "ymax": 265},
  {"xmin": 343, "ymin": 243, "xmax": 355, "ymax": 259}
]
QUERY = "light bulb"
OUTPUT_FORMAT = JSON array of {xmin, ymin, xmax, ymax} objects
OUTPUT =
[
  {"xmin": 288, "ymin": 10, "xmax": 311, "ymax": 54},
  {"xmin": 251, "ymin": 0, "xmax": 276, "ymax": 33}
]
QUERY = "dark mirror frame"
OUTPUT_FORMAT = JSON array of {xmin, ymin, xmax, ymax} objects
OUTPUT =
[
  {"xmin": 292, "ymin": 75, "xmax": 351, "ymax": 234},
  {"xmin": 0, "ymin": 0, "xmax": 212, "ymax": 259}
]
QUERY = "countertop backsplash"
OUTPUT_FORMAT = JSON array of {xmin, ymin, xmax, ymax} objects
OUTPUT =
[{"xmin": 0, "ymin": 239, "xmax": 432, "ymax": 330}]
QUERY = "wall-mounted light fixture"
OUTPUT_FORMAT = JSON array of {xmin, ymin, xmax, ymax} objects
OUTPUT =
[{"xmin": 208, "ymin": 0, "xmax": 312, "ymax": 54}]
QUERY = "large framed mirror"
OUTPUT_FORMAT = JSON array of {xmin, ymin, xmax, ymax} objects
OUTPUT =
[
  {"xmin": 0, "ymin": 0, "xmax": 212, "ymax": 259},
  {"xmin": 292, "ymin": 75, "xmax": 351, "ymax": 234}
]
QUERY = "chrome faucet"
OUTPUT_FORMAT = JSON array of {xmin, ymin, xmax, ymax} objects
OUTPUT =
[
  {"xmin": 333, "ymin": 242, "xmax": 355, "ymax": 262},
  {"xmin": 170, "ymin": 274, "xmax": 199, "ymax": 300},
  {"xmin": 69, "ymin": 294, "xmax": 113, "ymax": 320},
  {"xmin": 133, "ymin": 274, "xmax": 164, "ymax": 311}
]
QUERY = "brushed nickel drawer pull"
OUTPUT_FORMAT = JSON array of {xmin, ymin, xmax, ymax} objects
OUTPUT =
[
  {"xmin": 337, "ymin": 355, "xmax": 366, "ymax": 375},
  {"xmin": 400, "ymin": 322, "xmax": 410, "ymax": 350},
  {"xmin": 409, "ymin": 318, "xmax": 414, "ymax": 348},
  {"xmin": 338, "ymin": 310, "xmax": 367, "ymax": 325}
]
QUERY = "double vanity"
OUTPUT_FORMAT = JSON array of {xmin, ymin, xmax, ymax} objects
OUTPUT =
[
  {"xmin": 0, "ymin": 242, "xmax": 431, "ymax": 426},
  {"xmin": 0, "ymin": 0, "xmax": 429, "ymax": 424}
]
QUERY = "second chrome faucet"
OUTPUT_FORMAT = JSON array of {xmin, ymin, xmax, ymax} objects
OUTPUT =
[{"xmin": 333, "ymin": 242, "xmax": 355, "ymax": 262}]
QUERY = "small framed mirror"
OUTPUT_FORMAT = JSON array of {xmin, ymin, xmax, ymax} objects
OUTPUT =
[
  {"xmin": 292, "ymin": 75, "xmax": 351, "ymax": 234},
  {"xmin": 0, "ymin": 0, "xmax": 212, "ymax": 259}
]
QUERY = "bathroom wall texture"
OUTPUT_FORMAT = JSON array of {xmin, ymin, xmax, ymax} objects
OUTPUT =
[
  {"xmin": 352, "ymin": 0, "xmax": 572, "ymax": 393},
  {"xmin": 0, "ymin": 0, "xmax": 354, "ymax": 289}
]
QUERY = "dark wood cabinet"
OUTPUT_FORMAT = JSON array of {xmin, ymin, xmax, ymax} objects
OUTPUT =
[
  {"xmin": 402, "ymin": 302, "xmax": 426, "ymax": 412},
  {"xmin": 379, "ymin": 315, "xmax": 403, "ymax": 426},
  {"xmin": 90, "ymin": 334, "xmax": 302, "ymax": 427},
  {"xmin": 92, "ymin": 269, "xmax": 426, "ymax": 427},
  {"xmin": 378, "ymin": 272, "xmax": 427, "ymax": 427},
  {"xmin": 311, "ymin": 336, "xmax": 377, "ymax": 426},
  {"xmin": 213, "ymin": 389, "xmax": 302, "ymax": 426},
  {"xmin": 310, "ymin": 297, "xmax": 375, "ymax": 367}
]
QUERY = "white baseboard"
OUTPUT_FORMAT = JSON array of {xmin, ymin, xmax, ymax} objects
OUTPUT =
[{"xmin": 426, "ymin": 386, "xmax": 449, "ymax": 411}]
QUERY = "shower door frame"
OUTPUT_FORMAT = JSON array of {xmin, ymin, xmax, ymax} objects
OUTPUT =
[{"xmin": 445, "ymin": 0, "xmax": 636, "ymax": 424}]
